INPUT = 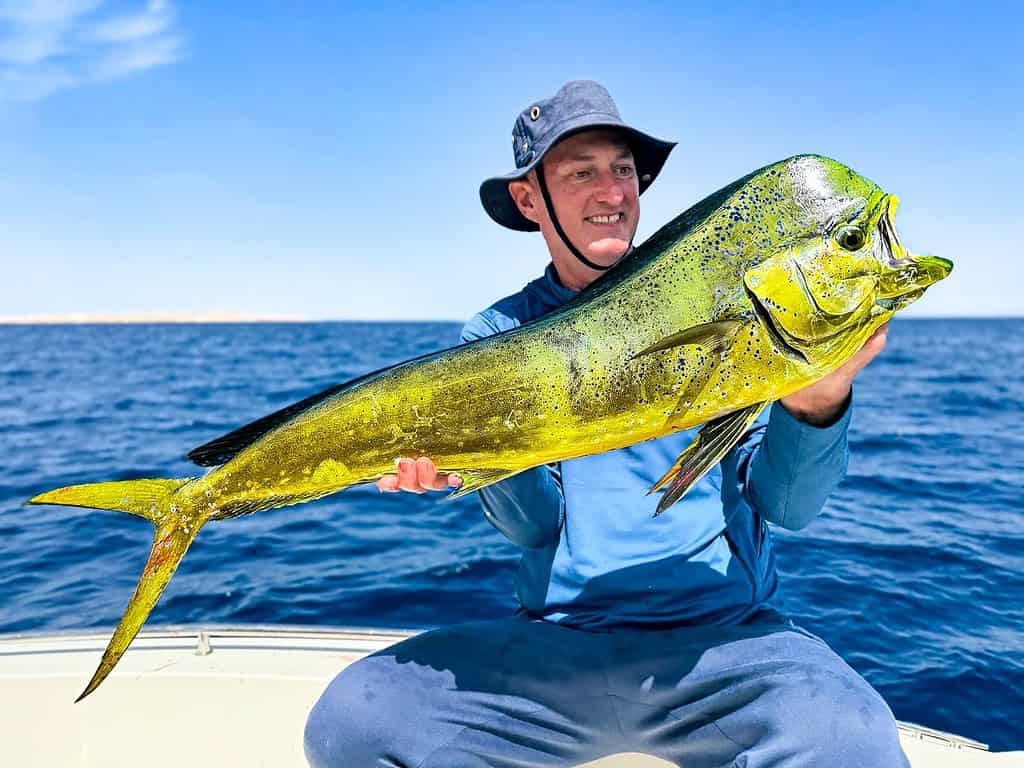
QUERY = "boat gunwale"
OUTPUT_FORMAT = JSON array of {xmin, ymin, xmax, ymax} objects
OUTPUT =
[{"xmin": 0, "ymin": 624, "xmax": 996, "ymax": 753}]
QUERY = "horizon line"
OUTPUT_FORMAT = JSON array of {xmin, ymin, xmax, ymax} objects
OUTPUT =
[{"xmin": 0, "ymin": 313, "xmax": 1020, "ymax": 326}]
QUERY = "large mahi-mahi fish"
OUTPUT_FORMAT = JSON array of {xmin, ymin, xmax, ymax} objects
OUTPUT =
[{"xmin": 30, "ymin": 155, "xmax": 951, "ymax": 700}]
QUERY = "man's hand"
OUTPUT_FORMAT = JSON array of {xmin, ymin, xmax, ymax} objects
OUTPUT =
[
  {"xmin": 780, "ymin": 323, "xmax": 889, "ymax": 427},
  {"xmin": 377, "ymin": 457, "xmax": 463, "ymax": 493}
]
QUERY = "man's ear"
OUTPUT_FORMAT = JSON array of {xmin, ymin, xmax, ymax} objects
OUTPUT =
[{"xmin": 508, "ymin": 176, "xmax": 542, "ymax": 226}]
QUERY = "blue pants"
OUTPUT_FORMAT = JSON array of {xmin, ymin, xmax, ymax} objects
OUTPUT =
[{"xmin": 305, "ymin": 613, "xmax": 908, "ymax": 767}]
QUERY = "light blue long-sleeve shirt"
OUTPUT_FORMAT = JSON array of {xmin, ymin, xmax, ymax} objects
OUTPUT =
[{"xmin": 461, "ymin": 263, "xmax": 851, "ymax": 629}]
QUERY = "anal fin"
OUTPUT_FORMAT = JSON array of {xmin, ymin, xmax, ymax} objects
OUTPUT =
[
  {"xmin": 650, "ymin": 401, "xmax": 768, "ymax": 516},
  {"xmin": 445, "ymin": 467, "xmax": 524, "ymax": 500}
]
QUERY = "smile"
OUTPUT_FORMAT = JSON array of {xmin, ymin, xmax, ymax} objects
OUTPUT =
[{"xmin": 585, "ymin": 213, "xmax": 625, "ymax": 224}]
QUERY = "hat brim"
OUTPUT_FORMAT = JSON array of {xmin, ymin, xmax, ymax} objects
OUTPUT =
[{"xmin": 480, "ymin": 120, "xmax": 676, "ymax": 232}]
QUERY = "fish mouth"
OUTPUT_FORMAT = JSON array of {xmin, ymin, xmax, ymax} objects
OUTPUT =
[
  {"xmin": 744, "ymin": 286, "xmax": 809, "ymax": 363},
  {"xmin": 875, "ymin": 287, "xmax": 924, "ymax": 311},
  {"xmin": 876, "ymin": 253, "xmax": 953, "ymax": 304},
  {"xmin": 874, "ymin": 197, "xmax": 953, "ymax": 302},
  {"xmin": 875, "ymin": 196, "xmax": 911, "ymax": 265}
]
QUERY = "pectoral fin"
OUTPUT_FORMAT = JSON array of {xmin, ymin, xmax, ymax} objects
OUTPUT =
[
  {"xmin": 631, "ymin": 320, "xmax": 743, "ymax": 360},
  {"xmin": 444, "ymin": 467, "xmax": 525, "ymax": 500},
  {"xmin": 650, "ymin": 402, "xmax": 768, "ymax": 516}
]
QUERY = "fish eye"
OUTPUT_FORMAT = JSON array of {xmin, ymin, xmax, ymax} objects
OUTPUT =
[{"xmin": 835, "ymin": 225, "xmax": 866, "ymax": 251}]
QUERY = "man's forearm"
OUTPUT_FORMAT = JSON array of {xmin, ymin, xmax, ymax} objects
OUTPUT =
[
  {"xmin": 746, "ymin": 397, "xmax": 852, "ymax": 530},
  {"xmin": 477, "ymin": 465, "xmax": 564, "ymax": 549}
]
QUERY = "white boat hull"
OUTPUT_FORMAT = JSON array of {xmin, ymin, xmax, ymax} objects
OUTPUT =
[{"xmin": 0, "ymin": 626, "xmax": 1017, "ymax": 767}]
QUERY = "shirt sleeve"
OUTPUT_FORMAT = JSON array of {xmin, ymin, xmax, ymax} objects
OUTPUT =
[
  {"xmin": 730, "ymin": 395, "xmax": 852, "ymax": 531},
  {"xmin": 459, "ymin": 314, "xmax": 565, "ymax": 550}
]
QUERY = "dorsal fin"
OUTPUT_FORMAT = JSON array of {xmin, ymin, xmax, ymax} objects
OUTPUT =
[
  {"xmin": 187, "ymin": 381, "xmax": 351, "ymax": 466},
  {"xmin": 188, "ymin": 341, "xmax": 463, "ymax": 468}
]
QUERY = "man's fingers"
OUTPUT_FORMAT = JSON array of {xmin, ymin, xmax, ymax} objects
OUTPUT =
[
  {"xmin": 840, "ymin": 323, "xmax": 889, "ymax": 376},
  {"xmin": 865, "ymin": 322, "xmax": 889, "ymax": 348},
  {"xmin": 418, "ymin": 458, "xmax": 464, "ymax": 491},
  {"xmin": 396, "ymin": 458, "xmax": 423, "ymax": 493},
  {"xmin": 415, "ymin": 457, "xmax": 445, "ymax": 491},
  {"xmin": 377, "ymin": 475, "xmax": 400, "ymax": 492},
  {"xmin": 379, "ymin": 457, "xmax": 461, "ymax": 493}
]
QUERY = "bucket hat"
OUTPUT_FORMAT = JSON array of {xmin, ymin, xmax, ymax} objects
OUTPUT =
[{"xmin": 480, "ymin": 80, "xmax": 676, "ymax": 233}]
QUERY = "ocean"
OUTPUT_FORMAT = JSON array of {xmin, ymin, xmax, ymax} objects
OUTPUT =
[{"xmin": 0, "ymin": 319, "xmax": 1021, "ymax": 750}]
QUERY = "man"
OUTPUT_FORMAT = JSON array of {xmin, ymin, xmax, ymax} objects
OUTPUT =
[{"xmin": 305, "ymin": 80, "xmax": 905, "ymax": 767}]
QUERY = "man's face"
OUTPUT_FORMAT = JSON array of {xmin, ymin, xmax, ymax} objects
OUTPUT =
[{"xmin": 521, "ymin": 129, "xmax": 640, "ymax": 270}]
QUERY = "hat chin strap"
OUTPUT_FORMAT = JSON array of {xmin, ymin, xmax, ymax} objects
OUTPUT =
[{"xmin": 535, "ymin": 164, "xmax": 629, "ymax": 273}]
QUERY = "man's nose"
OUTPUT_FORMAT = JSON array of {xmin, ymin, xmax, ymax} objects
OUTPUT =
[{"xmin": 594, "ymin": 172, "xmax": 626, "ymax": 205}]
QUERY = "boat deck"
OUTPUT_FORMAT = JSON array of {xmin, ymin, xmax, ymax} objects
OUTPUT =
[{"xmin": 0, "ymin": 626, "xmax": 1017, "ymax": 767}]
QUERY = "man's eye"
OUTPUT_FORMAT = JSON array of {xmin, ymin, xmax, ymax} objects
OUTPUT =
[
  {"xmin": 616, "ymin": 165, "xmax": 636, "ymax": 177},
  {"xmin": 574, "ymin": 170, "xmax": 592, "ymax": 180}
]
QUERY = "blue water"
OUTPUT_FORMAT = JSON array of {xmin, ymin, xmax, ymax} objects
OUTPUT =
[{"xmin": 1, "ymin": 319, "xmax": 1021, "ymax": 750}]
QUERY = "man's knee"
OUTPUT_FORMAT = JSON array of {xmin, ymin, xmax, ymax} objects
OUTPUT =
[
  {"xmin": 714, "ymin": 650, "xmax": 907, "ymax": 768},
  {"xmin": 304, "ymin": 656, "xmax": 400, "ymax": 768},
  {"xmin": 780, "ymin": 667, "xmax": 906, "ymax": 766}
]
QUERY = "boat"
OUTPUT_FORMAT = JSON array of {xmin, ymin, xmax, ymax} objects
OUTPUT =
[{"xmin": 1, "ymin": 625, "xmax": 1018, "ymax": 766}]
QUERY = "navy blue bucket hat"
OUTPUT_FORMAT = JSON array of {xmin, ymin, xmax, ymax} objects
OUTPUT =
[{"xmin": 480, "ymin": 80, "xmax": 676, "ymax": 233}]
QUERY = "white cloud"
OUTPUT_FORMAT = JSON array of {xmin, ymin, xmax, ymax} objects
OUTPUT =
[
  {"xmin": 90, "ymin": 0, "xmax": 171, "ymax": 43},
  {"xmin": 0, "ymin": 62, "xmax": 76, "ymax": 100},
  {"xmin": 91, "ymin": 31, "xmax": 181, "ymax": 79},
  {"xmin": 0, "ymin": 0, "xmax": 183, "ymax": 102},
  {"xmin": 0, "ymin": 1, "xmax": 101, "ymax": 26},
  {"xmin": 0, "ymin": 25, "xmax": 64, "ymax": 65}
]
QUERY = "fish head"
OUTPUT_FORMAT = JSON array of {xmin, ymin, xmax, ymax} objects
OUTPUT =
[{"xmin": 742, "ymin": 155, "xmax": 952, "ymax": 367}]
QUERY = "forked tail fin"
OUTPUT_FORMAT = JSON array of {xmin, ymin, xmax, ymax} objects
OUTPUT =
[{"xmin": 29, "ymin": 477, "xmax": 200, "ymax": 701}]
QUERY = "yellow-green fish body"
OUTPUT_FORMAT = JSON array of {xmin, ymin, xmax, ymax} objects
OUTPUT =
[{"xmin": 30, "ymin": 154, "xmax": 952, "ymax": 700}]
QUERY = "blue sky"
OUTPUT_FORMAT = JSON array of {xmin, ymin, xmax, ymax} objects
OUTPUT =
[{"xmin": 1, "ymin": 1, "xmax": 1020, "ymax": 319}]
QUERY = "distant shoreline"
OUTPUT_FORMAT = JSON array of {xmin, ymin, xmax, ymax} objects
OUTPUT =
[
  {"xmin": 0, "ymin": 313, "xmax": 310, "ymax": 325},
  {"xmin": 0, "ymin": 313, "xmax": 466, "ymax": 325}
]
